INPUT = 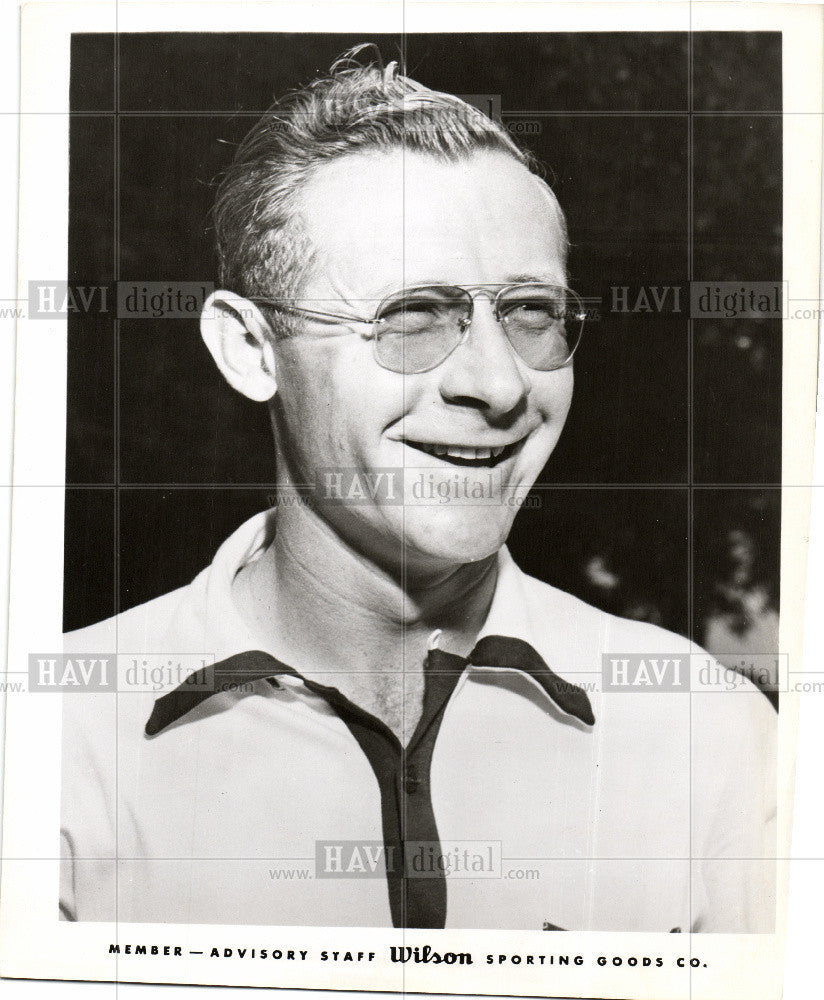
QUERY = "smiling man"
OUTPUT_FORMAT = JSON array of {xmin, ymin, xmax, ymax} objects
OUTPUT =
[{"xmin": 60, "ymin": 49, "xmax": 776, "ymax": 932}]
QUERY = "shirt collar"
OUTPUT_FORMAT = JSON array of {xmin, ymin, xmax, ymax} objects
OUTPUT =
[
  {"xmin": 161, "ymin": 509, "xmax": 276, "ymax": 662},
  {"xmin": 477, "ymin": 545, "xmax": 538, "ymax": 641},
  {"xmin": 152, "ymin": 511, "xmax": 593, "ymax": 732},
  {"xmin": 184, "ymin": 512, "xmax": 544, "ymax": 653}
]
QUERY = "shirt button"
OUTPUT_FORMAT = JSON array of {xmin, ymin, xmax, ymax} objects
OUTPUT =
[{"xmin": 404, "ymin": 765, "xmax": 421, "ymax": 794}]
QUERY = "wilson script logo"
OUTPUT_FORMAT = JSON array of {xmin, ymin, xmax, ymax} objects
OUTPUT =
[{"xmin": 390, "ymin": 946, "xmax": 473, "ymax": 965}]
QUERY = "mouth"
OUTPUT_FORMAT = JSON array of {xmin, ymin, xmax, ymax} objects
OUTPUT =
[{"xmin": 401, "ymin": 438, "xmax": 524, "ymax": 468}]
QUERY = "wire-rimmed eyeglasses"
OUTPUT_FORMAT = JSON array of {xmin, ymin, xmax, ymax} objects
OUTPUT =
[{"xmin": 252, "ymin": 282, "xmax": 586, "ymax": 375}]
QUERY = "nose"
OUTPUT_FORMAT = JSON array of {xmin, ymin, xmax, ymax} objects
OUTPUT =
[{"xmin": 437, "ymin": 298, "xmax": 531, "ymax": 419}]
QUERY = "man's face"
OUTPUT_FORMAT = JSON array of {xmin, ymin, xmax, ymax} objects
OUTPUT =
[{"xmin": 271, "ymin": 148, "xmax": 573, "ymax": 575}]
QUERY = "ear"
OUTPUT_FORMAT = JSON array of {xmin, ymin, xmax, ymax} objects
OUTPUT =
[{"xmin": 200, "ymin": 290, "xmax": 278, "ymax": 402}]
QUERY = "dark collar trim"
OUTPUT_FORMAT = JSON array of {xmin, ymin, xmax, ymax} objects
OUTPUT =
[
  {"xmin": 145, "ymin": 650, "xmax": 289, "ymax": 737},
  {"xmin": 145, "ymin": 636, "xmax": 595, "ymax": 737},
  {"xmin": 469, "ymin": 635, "xmax": 595, "ymax": 726}
]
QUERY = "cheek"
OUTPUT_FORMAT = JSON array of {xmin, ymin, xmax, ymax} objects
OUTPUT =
[
  {"xmin": 273, "ymin": 345, "xmax": 340, "ymax": 466},
  {"xmin": 533, "ymin": 368, "xmax": 574, "ymax": 425},
  {"xmin": 274, "ymin": 341, "xmax": 406, "ymax": 456}
]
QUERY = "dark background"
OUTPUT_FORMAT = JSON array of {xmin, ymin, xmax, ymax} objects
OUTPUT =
[{"xmin": 64, "ymin": 33, "xmax": 781, "ymax": 695}]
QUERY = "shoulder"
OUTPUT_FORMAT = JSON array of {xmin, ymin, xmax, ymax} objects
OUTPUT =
[
  {"xmin": 61, "ymin": 577, "xmax": 208, "ymax": 773},
  {"xmin": 63, "ymin": 583, "xmax": 194, "ymax": 655},
  {"xmin": 514, "ymin": 563, "xmax": 694, "ymax": 655},
  {"xmin": 513, "ymin": 562, "xmax": 775, "ymax": 737},
  {"xmin": 62, "ymin": 510, "xmax": 270, "ymax": 657}
]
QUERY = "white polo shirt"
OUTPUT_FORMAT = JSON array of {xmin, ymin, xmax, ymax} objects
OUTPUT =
[{"xmin": 60, "ymin": 511, "xmax": 776, "ymax": 932}]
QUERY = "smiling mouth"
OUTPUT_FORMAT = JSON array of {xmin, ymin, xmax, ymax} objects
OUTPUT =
[{"xmin": 402, "ymin": 438, "xmax": 523, "ymax": 467}]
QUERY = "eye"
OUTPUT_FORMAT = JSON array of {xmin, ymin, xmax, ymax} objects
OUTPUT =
[
  {"xmin": 378, "ymin": 300, "xmax": 441, "ymax": 334},
  {"xmin": 500, "ymin": 296, "xmax": 564, "ymax": 330},
  {"xmin": 384, "ymin": 296, "xmax": 443, "ymax": 317},
  {"xmin": 377, "ymin": 288, "xmax": 468, "ymax": 334}
]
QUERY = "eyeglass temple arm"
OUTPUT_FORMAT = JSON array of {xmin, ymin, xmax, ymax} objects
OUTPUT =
[
  {"xmin": 248, "ymin": 293, "xmax": 586, "ymax": 327},
  {"xmin": 249, "ymin": 297, "xmax": 380, "ymax": 327}
]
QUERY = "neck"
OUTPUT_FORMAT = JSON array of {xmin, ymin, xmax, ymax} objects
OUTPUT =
[{"xmin": 232, "ymin": 498, "xmax": 499, "ymax": 680}]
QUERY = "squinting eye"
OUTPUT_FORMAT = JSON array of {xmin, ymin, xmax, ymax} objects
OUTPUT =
[
  {"xmin": 379, "ymin": 301, "xmax": 441, "ymax": 328},
  {"xmin": 378, "ymin": 294, "xmax": 466, "ymax": 335},
  {"xmin": 396, "ymin": 301, "xmax": 441, "ymax": 317},
  {"xmin": 502, "ymin": 299, "xmax": 562, "ymax": 325}
]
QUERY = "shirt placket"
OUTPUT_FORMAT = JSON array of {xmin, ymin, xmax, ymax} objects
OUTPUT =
[{"xmin": 304, "ymin": 647, "xmax": 466, "ymax": 928}]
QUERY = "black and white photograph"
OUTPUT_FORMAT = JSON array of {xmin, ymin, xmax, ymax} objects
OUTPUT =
[{"xmin": 1, "ymin": 4, "xmax": 821, "ymax": 999}]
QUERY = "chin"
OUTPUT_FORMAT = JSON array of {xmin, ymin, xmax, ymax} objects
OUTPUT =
[{"xmin": 395, "ymin": 506, "xmax": 511, "ymax": 567}]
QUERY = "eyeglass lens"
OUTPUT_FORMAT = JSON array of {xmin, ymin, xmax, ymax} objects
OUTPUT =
[{"xmin": 374, "ymin": 285, "xmax": 582, "ymax": 374}]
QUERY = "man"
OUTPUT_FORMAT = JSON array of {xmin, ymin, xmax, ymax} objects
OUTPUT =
[{"xmin": 61, "ymin": 48, "xmax": 776, "ymax": 932}]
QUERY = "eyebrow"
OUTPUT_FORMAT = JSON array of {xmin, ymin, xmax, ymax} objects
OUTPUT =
[
  {"xmin": 373, "ymin": 274, "xmax": 564, "ymax": 295},
  {"xmin": 501, "ymin": 273, "xmax": 563, "ymax": 285}
]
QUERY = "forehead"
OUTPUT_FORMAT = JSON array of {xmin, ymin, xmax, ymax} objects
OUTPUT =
[{"xmin": 297, "ymin": 148, "xmax": 567, "ymax": 291}]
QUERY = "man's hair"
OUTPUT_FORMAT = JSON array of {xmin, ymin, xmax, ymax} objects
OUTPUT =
[{"xmin": 212, "ymin": 44, "xmax": 567, "ymax": 335}]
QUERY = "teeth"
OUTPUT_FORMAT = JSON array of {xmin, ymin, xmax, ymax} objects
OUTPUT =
[
  {"xmin": 408, "ymin": 441, "xmax": 511, "ymax": 461},
  {"xmin": 443, "ymin": 446, "xmax": 492, "ymax": 460}
]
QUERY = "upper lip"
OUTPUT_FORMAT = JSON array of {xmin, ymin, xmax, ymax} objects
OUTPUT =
[
  {"xmin": 404, "ymin": 440, "xmax": 517, "ymax": 449},
  {"xmin": 396, "ymin": 430, "xmax": 534, "ymax": 449},
  {"xmin": 396, "ymin": 434, "xmax": 532, "ymax": 460}
]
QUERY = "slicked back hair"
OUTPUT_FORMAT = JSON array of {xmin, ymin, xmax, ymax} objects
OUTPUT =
[{"xmin": 212, "ymin": 45, "xmax": 568, "ymax": 336}]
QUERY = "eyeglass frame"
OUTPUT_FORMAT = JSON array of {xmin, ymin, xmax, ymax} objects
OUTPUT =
[{"xmin": 251, "ymin": 282, "xmax": 587, "ymax": 374}]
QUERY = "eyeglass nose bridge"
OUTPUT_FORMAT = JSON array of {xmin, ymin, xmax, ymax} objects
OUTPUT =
[
  {"xmin": 455, "ymin": 287, "xmax": 509, "ymax": 337},
  {"xmin": 444, "ymin": 290, "xmax": 523, "ymax": 372}
]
